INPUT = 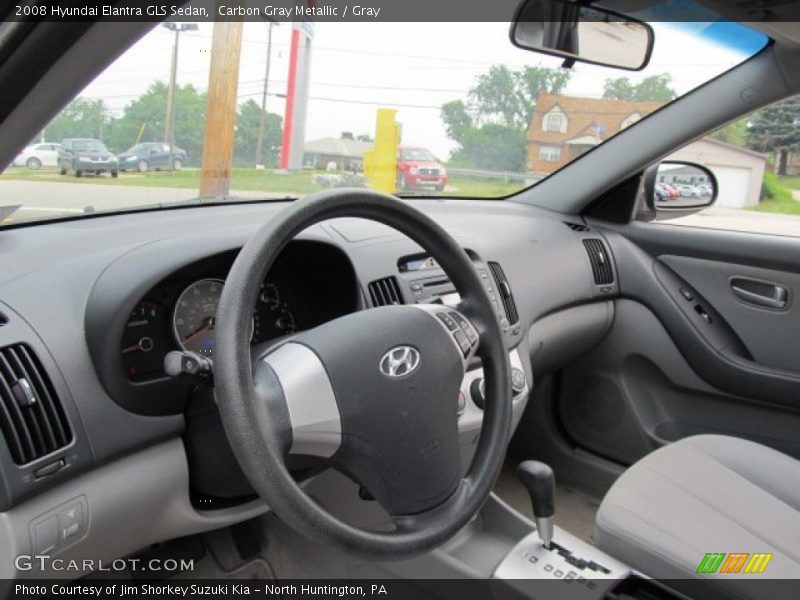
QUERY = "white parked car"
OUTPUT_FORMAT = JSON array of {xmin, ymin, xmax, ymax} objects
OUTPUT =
[{"xmin": 12, "ymin": 142, "xmax": 61, "ymax": 169}]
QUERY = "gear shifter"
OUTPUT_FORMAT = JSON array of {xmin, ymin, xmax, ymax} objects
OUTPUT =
[{"xmin": 516, "ymin": 460, "xmax": 555, "ymax": 549}]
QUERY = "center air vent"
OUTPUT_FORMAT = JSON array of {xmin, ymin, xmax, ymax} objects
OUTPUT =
[
  {"xmin": 582, "ymin": 239, "xmax": 614, "ymax": 285},
  {"xmin": 368, "ymin": 276, "xmax": 403, "ymax": 307},
  {"xmin": 0, "ymin": 344, "xmax": 72, "ymax": 465},
  {"xmin": 488, "ymin": 262, "xmax": 519, "ymax": 325}
]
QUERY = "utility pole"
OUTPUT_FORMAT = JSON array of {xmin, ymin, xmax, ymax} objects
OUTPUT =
[
  {"xmin": 163, "ymin": 23, "xmax": 197, "ymax": 170},
  {"xmin": 255, "ymin": 22, "xmax": 276, "ymax": 168},
  {"xmin": 199, "ymin": 21, "xmax": 244, "ymax": 197}
]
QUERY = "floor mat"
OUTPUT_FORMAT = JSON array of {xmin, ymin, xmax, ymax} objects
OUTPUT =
[{"xmin": 494, "ymin": 461, "xmax": 601, "ymax": 544}]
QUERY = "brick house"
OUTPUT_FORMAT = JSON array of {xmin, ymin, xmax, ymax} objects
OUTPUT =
[{"xmin": 527, "ymin": 93, "xmax": 663, "ymax": 176}]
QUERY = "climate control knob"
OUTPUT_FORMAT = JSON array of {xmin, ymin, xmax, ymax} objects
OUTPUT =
[
  {"xmin": 470, "ymin": 377, "xmax": 486, "ymax": 410},
  {"xmin": 511, "ymin": 368, "xmax": 526, "ymax": 394}
]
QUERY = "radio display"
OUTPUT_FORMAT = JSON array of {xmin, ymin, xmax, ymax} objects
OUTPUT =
[{"xmin": 400, "ymin": 255, "xmax": 440, "ymax": 272}]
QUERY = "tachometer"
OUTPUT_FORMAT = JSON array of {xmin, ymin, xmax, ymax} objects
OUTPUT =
[{"xmin": 173, "ymin": 278, "xmax": 224, "ymax": 356}]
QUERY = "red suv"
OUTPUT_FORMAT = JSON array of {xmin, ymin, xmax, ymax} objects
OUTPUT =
[{"xmin": 396, "ymin": 147, "xmax": 448, "ymax": 192}]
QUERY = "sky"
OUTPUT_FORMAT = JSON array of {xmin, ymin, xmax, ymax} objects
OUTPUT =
[{"xmin": 78, "ymin": 20, "xmax": 764, "ymax": 159}]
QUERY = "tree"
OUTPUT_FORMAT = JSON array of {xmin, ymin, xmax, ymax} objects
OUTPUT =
[
  {"xmin": 104, "ymin": 82, "xmax": 207, "ymax": 162},
  {"xmin": 356, "ymin": 133, "xmax": 374, "ymax": 142},
  {"xmin": 441, "ymin": 64, "xmax": 571, "ymax": 171},
  {"xmin": 746, "ymin": 96, "xmax": 800, "ymax": 175},
  {"xmin": 45, "ymin": 98, "xmax": 110, "ymax": 143},
  {"xmin": 709, "ymin": 118, "xmax": 748, "ymax": 147},
  {"xmin": 468, "ymin": 65, "xmax": 571, "ymax": 130},
  {"xmin": 234, "ymin": 99, "xmax": 283, "ymax": 167},
  {"xmin": 603, "ymin": 74, "xmax": 677, "ymax": 102}
]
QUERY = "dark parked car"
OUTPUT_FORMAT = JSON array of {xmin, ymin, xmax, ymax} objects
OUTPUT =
[
  {"xmin": 117, "ymin": 142, "xmax": 187, "ymax": 172},
  {"xmin": 58, "ymin": 138, "xmax": 118, "ymax": 177}
]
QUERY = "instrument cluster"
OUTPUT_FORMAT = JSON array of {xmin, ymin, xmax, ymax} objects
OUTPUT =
[{"xmin": 120, "ymin": 241, "xmax": 358, "ymax": 382}]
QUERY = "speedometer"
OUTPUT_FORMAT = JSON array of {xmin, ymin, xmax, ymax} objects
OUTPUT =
[{"xmin": 173, "ymin": 278, "xmax": 224, "ymax": 356}]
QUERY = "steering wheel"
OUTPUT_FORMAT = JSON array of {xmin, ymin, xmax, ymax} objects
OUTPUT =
[{"xmin": 214, "ymin": 189, "xmax": 512, "ymax": 559}]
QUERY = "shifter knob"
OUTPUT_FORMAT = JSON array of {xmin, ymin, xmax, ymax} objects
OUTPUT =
[{"xmin": 517, "ymin": 460, "xmax": 555, "ymax": 548}]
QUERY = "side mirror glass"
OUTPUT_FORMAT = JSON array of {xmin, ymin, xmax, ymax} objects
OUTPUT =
[{"xmin": 648, "ymin": 161, "xmax": 717, "ymax": 218}]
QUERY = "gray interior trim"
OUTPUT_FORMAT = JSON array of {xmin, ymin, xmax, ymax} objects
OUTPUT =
[
  {"xmin": 263, "ymin": 342, "xmax": 342, "ymax": 458},
  {"xmin": 0, "ymin": 438, "xmax": 269, "ymax": 579}
]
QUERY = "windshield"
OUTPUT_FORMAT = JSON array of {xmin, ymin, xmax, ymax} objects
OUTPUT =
[
  {"xmin": 1, "ymin": 16, "xmax": 767, "ymax": 226},
  {"xmin": 73, "ymin": 140, "xmax": 107, "ymax": 152},
  {"xmin": 401, "ymin": 149, "xmax": 437, "ymax": 162}
]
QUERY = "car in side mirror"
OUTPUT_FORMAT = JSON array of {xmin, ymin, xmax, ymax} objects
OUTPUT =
[
  {"xmin": 510, "ymin": 0, "xmax": 654, "ymax": 71},
  {"xmin": 645, "ymin": 161, "xmax": 717, "ymax": 219}
]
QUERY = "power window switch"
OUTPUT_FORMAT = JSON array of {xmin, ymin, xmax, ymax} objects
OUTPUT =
[
  {"xmin": 58, "ymin": 502, "xmax": 84, "ymax": 543},
  {"xmin": 62, "ymin": 522, "xmax": 80, "ymax": 541},
  {"xmin": 679, "ymin": 287, "xmax": 694, "ymax": 301}
]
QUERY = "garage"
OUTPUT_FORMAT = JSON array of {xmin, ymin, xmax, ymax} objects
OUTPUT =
[{"xmin": 667, "ymin": 138, "xmax": 766, "ymax": 208}]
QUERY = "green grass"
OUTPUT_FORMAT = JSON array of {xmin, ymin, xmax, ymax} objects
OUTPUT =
[
  {"xmin": 446, "ymin": 177, "xmax": 525, "ymax": 197},
  {"xmin": 750, "ymin": 172, "xmax": 800, "ymax": 215},
  {"xmin": 0, "ymin": 167, "xmax": 526, "ymax": 198},
  {"xmin": 0, "ymin": 167, "xmax": 324, "ymax": 195},
  {"xmin": 777, "ymin": 175, "xmax": 800, "ymax": 191}
]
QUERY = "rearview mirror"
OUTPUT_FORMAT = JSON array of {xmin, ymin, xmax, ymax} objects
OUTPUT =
[
  {"xmin": 643, "ymin": 161, "xmax": 717, "ymax": 220},
  {"xmin": 510, "ymin": 0, "xmax": 654, "ymax": 71}
]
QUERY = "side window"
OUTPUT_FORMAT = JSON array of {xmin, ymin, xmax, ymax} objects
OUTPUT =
[{"xmin": 652, "ymin": 94, "xmax": 800, "ymax": 238}]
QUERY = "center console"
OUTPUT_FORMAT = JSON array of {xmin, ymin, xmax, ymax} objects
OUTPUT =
[
  {"xmin": 493, "ymin": 526, "xmax": 684, "ymax": 600},
  {"xmin": 488, "ymin": 462, "xmax": 688, "ymax": 600}
]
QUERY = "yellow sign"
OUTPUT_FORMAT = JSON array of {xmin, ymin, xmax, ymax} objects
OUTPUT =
[{"xmin": 363, "ymin": 108, "xmax": 400, "ymax": 193}]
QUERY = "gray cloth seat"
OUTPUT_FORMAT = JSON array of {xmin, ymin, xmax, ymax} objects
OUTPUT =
[{"xmin": 595, "ymin": 435, "xmax": 800, "ymax": 598}]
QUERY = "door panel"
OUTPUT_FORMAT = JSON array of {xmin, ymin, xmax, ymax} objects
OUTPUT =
[
  {"xmin": 559, "ymin": 299, "xmax": 800, "ymax": 465},
  {"xmin": 560, "ymin": 220, "xmax": 800, "ymax": 465},
  {"xmin": 661, "ymin": 254, "xmax": 800, "ymax": 372}
]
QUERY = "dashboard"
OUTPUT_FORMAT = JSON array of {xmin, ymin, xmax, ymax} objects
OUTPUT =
[{"xmin": 0, "ymin": 199, "xmax": 618, "ymax": 574}]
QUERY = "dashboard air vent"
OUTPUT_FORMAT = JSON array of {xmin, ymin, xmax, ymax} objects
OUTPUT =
[
  {"xmin": 564, "ymin": 221, "xmax": 590, "ymax": 232},
  {"xmin": 0, "ymin": 344, "xmax": 72, "ymax": 465},
  {"xmin": 582, "ymin": 239, "xmax": 614, "ymax": 285},
  {"xmin": 488, "ymin": 262, "xmax": 519, "ymax": 325},
  {"xmin": 368, "ymin": 276, "xmax": 403, "ymax": 307}
]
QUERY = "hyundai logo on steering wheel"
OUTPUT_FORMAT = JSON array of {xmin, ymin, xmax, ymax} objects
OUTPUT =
[{"xmin": 379, "ymin": 346, "xmax": 421, "ymax": 378}]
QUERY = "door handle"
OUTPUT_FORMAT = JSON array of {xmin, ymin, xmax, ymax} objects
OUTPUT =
[{"xmin": 730, "ymin": 277, "xmax": 788, "ymax": 310}]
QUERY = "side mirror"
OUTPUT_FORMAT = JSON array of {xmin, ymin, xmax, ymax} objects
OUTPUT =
[
  {"xmin": 510, "ymin": 0, "xmax": 654, "ymax": 71},
  {"xmin": 642, "ymin": 161, "xmax": 717, "ymax": 220}
]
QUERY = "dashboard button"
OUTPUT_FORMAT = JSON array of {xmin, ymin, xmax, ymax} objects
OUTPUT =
[
  {"xmin": 457, "ymin": 391, "xmax": 466, "ymax": 415},
  {"xmin": 511, "ymin": 368, "xmax": 526, "ymax": 394},
  {"xmin": 448, "ymin": 311, "xmax": 478, "ymax": 344},
  {"xmin": 453, "ymin": 329, "xmax": 471, "ymax": 353},
  {"xmin": 34, "ymin": 459, "xmax": 65, "ymax": 478},
  {"xmin": 436, "ymin": 312, "xmax": 459, "ymax": 331}
]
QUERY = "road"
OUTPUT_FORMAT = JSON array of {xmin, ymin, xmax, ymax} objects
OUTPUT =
[
  {"xmin": 0, "ymin": 179, "xmax": 283, "ymax": 223},
  {"xmin": 1, "ymin": 179, "xmax": 799, "ymax": 238}
]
